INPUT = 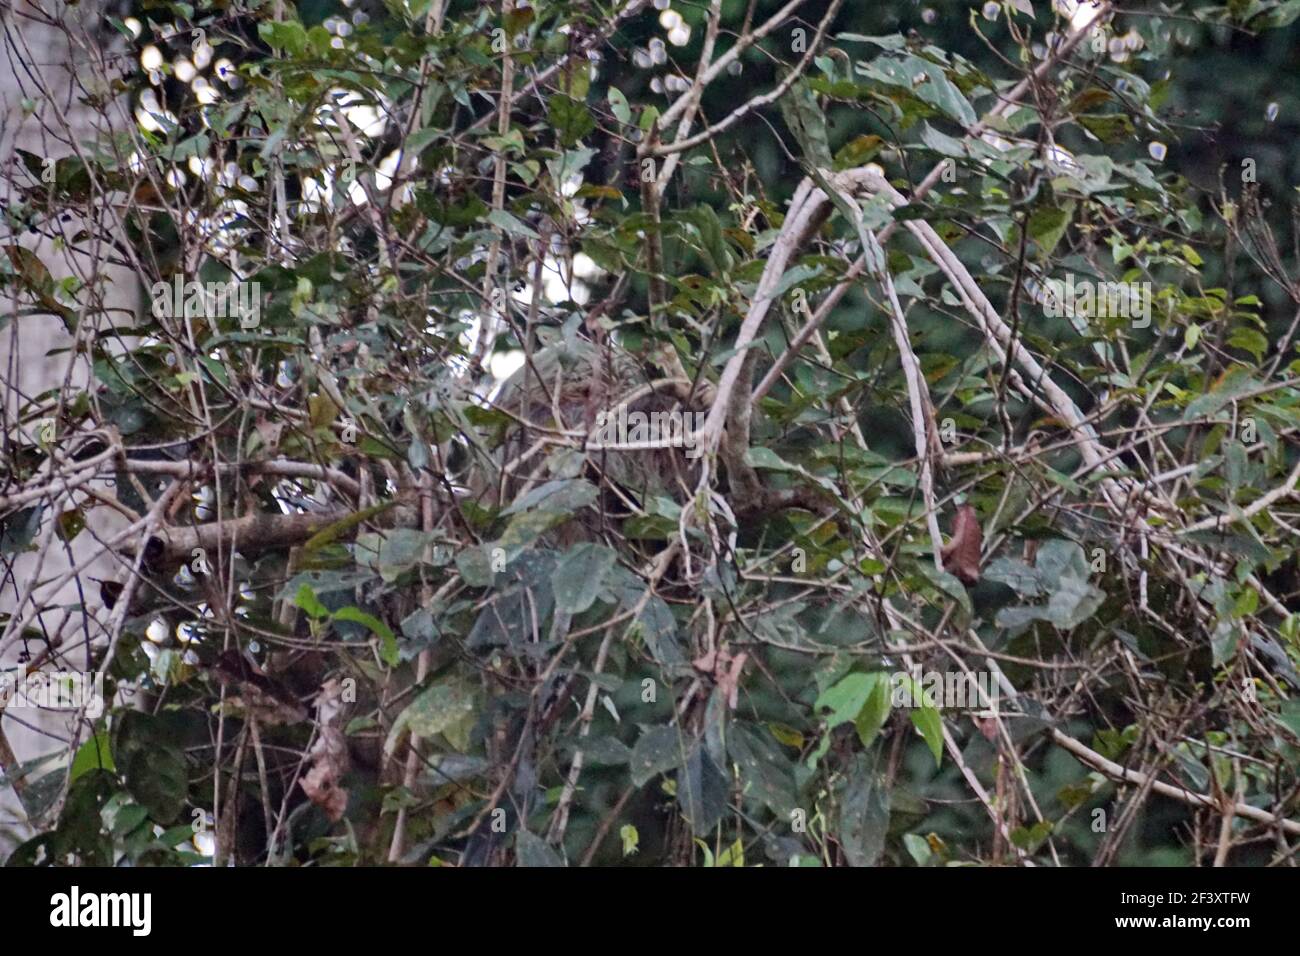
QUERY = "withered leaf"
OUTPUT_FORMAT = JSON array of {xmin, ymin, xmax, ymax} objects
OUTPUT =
[
  {"xmin": 941, "ymin": 504, "xmax": 983, "ymax": 585},
  {"xmin": 300, "ymin": 678, "xmax": 351, "ymax": 822}
]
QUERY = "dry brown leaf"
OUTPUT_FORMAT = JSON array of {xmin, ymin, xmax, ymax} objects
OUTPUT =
[
  {"xmin": 299, "ymin": 678, "xmax": 351, "ymax": 822},
  {"xmin": 718, "ymin": 651, "xmax": 748, "ymax": 711},
  {"xmin": 941, "ymin": 504, "xmax": 983, "ymax": 585},
  {"xmin": 693, "ymin": 646, "xmax": 748, "ymax": 710}
]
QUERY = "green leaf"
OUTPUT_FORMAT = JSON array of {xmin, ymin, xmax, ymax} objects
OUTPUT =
[
  {"xmin": 834, "ymin": 134, "xmax": 884, "ymax": 169},
  {"xmin": 55, "ymin": 508, "xmax": 85, "ymax": 544},
  {"xmin": 679, "ymin": 204, "xmax": 734, "ymax": 274},
  {"xmin": 124, "ymin": 746, "xmax": 187, "ymax": 824},
  {"xmin": 856, "ymin": 54, "xmax": 977, "ymax": 127},
  {"xmin": 404, "ymin": 127, "xmax": 440, "ymax": 157},
  {"xmin": 456, "ymin": 545, "xmax": 497, "ymax": 587},
  {"xmin": 0, "ymin": 506, "xmax": 43, "ymax": 554},
  {"xmin": 485, "ymin": 208, "xmax": 541, "ymax": 239},
  {"xmin": 815, "ymin": 672, "xmax": 882, "ymax": 729},
  {"xmin": 293, "ymin": 584, "xmax": 329, "ymax": 620},
  {"xmin": 1077, "ymin": 113, "xmax": 1135, "ymax": 144},
  {"xmin": 10, "ymin": 755, "xmax": 66, "ymax": 822},
  {"xmin": 919, "ymin": 122, "xmax": 970, "ymax": 158},
  {"xmin": 608, "ymin": 87, "xmax": 631, "ymax": 125},
  {"xmin": 838, "ymin": 755, "xmax": 890, "ymax": 866},
  {"xmin": 1212, "ymin": 619, "xmax": 1241, "ymax": 666},
  {"xmin": 894, "ymin": 674, "xmax": 943, "ymax": 767},
  {"xmin": 633, "ymin": 595, "xmax": 684, "ymax": 667},
  {"xmin": 384, "ymin": 678, "xmax": 477, "ymax": 754},
  {"xmin": 779, "ymin": 79, "xmax": 835, "ymax": 170},
  {"xmin": 1010, "ymin": 820, "xmax": 1054, "ymax": 852},
  {"xmin": 1258, "ymin": 0, "xmax": 1300, "ymax": 28},
  {"xmin": 909, "ymin": 702, "xmax": 944, "ymax": 768},
  {"xmin": 1026, "ymin": 202, "xmax": 1074, "ymax": 259},
  {"xmin": 515, "ymin": 829, "xmax": 566, "ymax": 867},
  {"xmin": 1034, "ymin": 539, "xmax": 1090, "ymax": 581},
  {"xmin": 354, "ymin": 528, "xmax": 437, "ymax": 583},
  {"xmin": 500, "ymin": 478, "xmax": 597, "ymax": 517},
  {"xmin": 1045, "ymin": 575, "xmax": 1106, "ymax": 630},
  {"xmin": 729, "ymin": 725, "xmax": 798, "ymax": 818},
  {"xmin": 631, "ymin": 725, "xmax": 685, "ymax": 786},
  {"xmin": 984, "ymin": 557, "xmax": 1043, "ymax": 597},
  {"xmin": 854, "ymin": 676, "xmax": 893, "ymax": 748},
  {"xmin": 1227, "ymin": 327, "xmax": 1268, "ymax": 361},
  {"xmin": 714, "ymin": 838, "xmax": 745, "ymax": 867},
  {"xmin": 619, "ymin": 824, "xmax": 640, "ymax": 856},
  {"xmin": 677, "ymin": 745, "xmax": 728, "ymax": 835},
  {"xmin": 332, "ymin": 606, "xmax": 399, "ymax": 665},
  {"xmin": 69, "ymin": 732, "xmax": 115, "ymax": 784},
  {"xmin": 497, "ymin": 508, "xmax": 572, "ymax": 561},
  {"xmin": 904, "ymin": 832, "xmax": 934, "ymax": 865},
  {"xmin": 996, "ymin": 604, "xmax": 1049, "ymax": 630},
  {"xmin": 551, "ymin": 543, "xmax": 617, "ymax": 614},
  {"xmin": 548, "ymin": 93, "xmax": 596, "ymax": 146},
  {"xmin": 1184, "ymin": 367, "xmax": 1259, "ymax": 421},
  {"xmin": 258, "ymin": 20, "xmax": 308, "ymax": 56},
  {"xmin": 918, "ymin": 563, "xmax": 973, "ymax": 616},
  {"xmin": 837, "ymin": 33, "xmax": 910, "ymax": 50}
]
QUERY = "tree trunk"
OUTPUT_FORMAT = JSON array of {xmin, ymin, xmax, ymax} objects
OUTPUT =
[{"xmin": 0, "ymin": 0, "xmax": 136, "ymax": 851}]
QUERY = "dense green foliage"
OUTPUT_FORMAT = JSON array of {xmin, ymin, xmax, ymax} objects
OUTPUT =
[{"xmin": 4, "ymin": 0, "xmax": 1300, "ymax": 866}]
